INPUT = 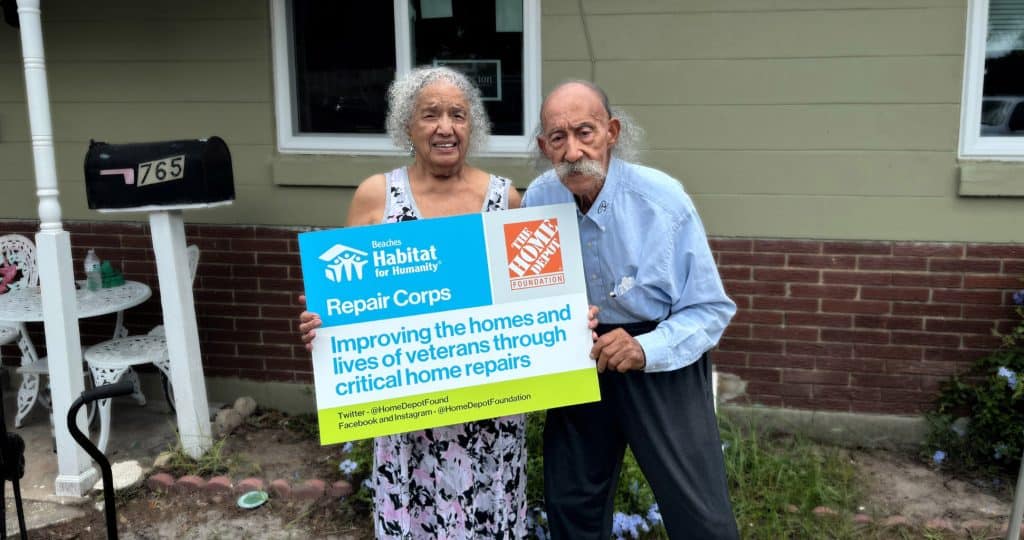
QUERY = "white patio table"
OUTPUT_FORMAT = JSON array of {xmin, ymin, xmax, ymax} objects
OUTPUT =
[{"xmin": 0, "ymin": 280, "xmax": 152, "ymax": 428}]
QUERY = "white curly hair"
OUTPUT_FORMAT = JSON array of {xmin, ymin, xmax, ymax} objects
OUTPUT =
[{"xmin": 385, "ymin": 66, "xmax": 491, "ymax": 155}]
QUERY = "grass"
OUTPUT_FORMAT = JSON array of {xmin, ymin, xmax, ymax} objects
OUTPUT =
[
  {"xmin": 721, "ymin": 414, "xmax": 867, "ymax": 540},
  {"xmin": 157, "ymin": 436, "xmax": 251, "ymax": 478}
]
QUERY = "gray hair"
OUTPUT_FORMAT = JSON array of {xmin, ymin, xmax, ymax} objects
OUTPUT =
[
  {"xmin": 530, "ymin": 81, "xmax": 644, "ymax": 171},
  {"xmin": 385, "ymin": 66, "xmax": 491, "ymax": 155}
]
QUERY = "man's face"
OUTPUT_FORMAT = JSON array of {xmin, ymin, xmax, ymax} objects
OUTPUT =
[{"xmin": 537, "ymin": 84, "xmax": 620, "ymax": 200}]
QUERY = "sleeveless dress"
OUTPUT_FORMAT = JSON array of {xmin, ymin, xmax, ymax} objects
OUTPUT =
[{"xmin": 371, "ymin": 167, "xmax": 528, "ymax": 539}]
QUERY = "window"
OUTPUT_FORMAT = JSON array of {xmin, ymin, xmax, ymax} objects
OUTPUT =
[
  {"xmin": 271, "ymin": 0, "xmax": 540, "ymax": 156},
  {"xmin": 960, "ymin": 0, "xmax": 1024, "ymax": 159}
]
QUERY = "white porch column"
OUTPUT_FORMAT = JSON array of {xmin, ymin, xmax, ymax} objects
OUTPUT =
[
  {"xmin": 149, "ymin": 211, "xmax": 212, "ymax": 458},
  {"xmin": 16, "ymin": 0, "xmax": 97, "ymax": 496}
]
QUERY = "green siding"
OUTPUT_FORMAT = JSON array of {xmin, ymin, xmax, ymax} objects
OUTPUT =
[
  {"xmin": 0, "ymin": 0, "xmax": 1021, "ymax": 242},
  {"xmin": 585, "ymin": 9, "xmax": 964, "ymax": 59},
  {"xmin": 647, "ymin": 151, "xmax": 956, "ymax": 197},
  {"xmin": 602, "ymin": 57, "xmax": 962, "ymax": 105}
]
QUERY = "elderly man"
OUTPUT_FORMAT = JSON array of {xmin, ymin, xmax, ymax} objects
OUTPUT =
[{"xmin": 523, "ymin": 81, "xmax": 739, "ymax": 539}]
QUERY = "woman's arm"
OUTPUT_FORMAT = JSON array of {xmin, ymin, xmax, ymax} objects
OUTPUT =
[
  {"xmin": 507, "ymin": 183, "xmax": 523, "ymax": 210},
  {"xmin": 345, "ymin": 174, "xmax": 387, "ymax": 227}
]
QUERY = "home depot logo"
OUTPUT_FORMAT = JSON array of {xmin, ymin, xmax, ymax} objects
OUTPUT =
[
  {"xmin": 318, "ymin": 244, "xmax": 369, "ymax": 283},
  {"xmin": 504, "ymin": 218, "xmax": 565, "ymax": 290}
]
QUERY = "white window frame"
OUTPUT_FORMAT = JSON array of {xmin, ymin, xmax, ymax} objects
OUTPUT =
[
  {"xmin": 959, "ymin": 0, "xmax": 1024, "ymax": 160},
  {"xmin": 270, "ymin": 0, "xmax": 541, "ymax": 157}
]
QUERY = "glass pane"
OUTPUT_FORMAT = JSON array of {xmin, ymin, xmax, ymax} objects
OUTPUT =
[
  {"xmin": 291, "ymin": 1, "xmax": 396, "ymax": 134},
  {"xmin": 410, "ymin": 0, "xmax": 525, "ymax": 136},
  {"xmin": 981, "ymin": 0, "xmax": 1024, "ymax": 136}
]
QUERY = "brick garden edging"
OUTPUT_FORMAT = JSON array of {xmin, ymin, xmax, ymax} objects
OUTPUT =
[{"xmin": 145, "ymin": 472, "xmax": 353, "ymax": 502}]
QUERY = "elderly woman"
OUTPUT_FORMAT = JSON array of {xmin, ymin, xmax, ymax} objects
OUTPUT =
[{"xmin": 298, "ymin": 66, "xmax": 526, "ymax": 538}]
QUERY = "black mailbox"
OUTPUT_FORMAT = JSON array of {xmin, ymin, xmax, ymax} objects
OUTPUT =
[{"xmin": 84, "ymin": 137, "xmax": 234, "ymax": 211}]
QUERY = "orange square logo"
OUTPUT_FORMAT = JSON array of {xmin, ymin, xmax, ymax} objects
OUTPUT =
[{"xmin": 503, "ymin": 218, "xmax": 566, "ymax": 290}]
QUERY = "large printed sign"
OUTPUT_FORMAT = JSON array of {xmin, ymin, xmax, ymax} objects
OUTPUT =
[{"xmin": 299, "ymin": 204, "xmax": 599, "ymax": 444}]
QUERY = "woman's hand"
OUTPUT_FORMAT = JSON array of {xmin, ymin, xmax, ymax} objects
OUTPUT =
[
  {"xmin": 298, "ymin": 294, "xmax": 322, "ymax": 352},
  {"xmin": 587, "ymin": 304, "xmax": 600, "ymax": 342}
]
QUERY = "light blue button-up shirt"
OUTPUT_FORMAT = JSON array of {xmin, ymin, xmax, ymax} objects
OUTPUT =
[{"xmin": 522, "ymin": 158, "xmax": 736, "ymax": 373}]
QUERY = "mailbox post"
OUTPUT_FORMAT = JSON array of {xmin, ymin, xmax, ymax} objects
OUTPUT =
[{"xmin": 84, "ymin": 137, "xmax": 235, "ymax": 458}]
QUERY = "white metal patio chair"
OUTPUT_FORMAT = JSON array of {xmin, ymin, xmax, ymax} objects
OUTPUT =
[
  {"xmin": 2, "ymin": 235, "xmax": 98, "ymax": 430},
  {"xmin": 0, "ymin": 234, "xmax": 49, "ymax": 427},
  {"xmin": 84, "ymin": 245, "xmax": 200, "ymax": 453}
]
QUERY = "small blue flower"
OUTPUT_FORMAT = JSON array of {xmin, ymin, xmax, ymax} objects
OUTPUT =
[
  {"xmin": 932, "ymin": 450, "xmax": 946, "ymax": 464},
  {"xmin": 342, "ymin": 442, "xmax": 353, "ymax": 453},
  {"xmin": 998, "ymin": 366, "xmax": 1018, "ymax": 390},
  {"xmin": 995, "ymin": 443, "xmax": 1009, "ymax": 460},
  {"xmin": 1013, "ymin": 289, "xmax": 1024, "ymax": 306},
  {"xmin": 647, "ymin": 503, "xmax": 662, "ymax": 525},
  {"xmin": 612, "ymin": 512, "xmax": 628, "ymax": 536},
  {"xmin": 611, "ymin": 513, "xmax": 648, "ymax": 538},
  {"xmin": 527, "ymin": 507, "xmax": 549, "ymax": 539},
  {"xmin": 338, "ymin": 458, "xmax": 358, "ymax": 476}
]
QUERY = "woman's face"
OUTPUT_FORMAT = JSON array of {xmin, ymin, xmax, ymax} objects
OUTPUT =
[{"xmin": 408, "ymin": 81, "xmax": 471, "ymax": 171}]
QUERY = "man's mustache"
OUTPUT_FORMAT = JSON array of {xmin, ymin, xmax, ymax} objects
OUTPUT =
[{"xmin": 555, "ymin": 159, "xmax": 605, "ymax": 179}]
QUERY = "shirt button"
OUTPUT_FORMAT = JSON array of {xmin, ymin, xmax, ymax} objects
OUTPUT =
[{"xmin": 590, "ymin": 274, "xmax": 598, "ymax": 280}]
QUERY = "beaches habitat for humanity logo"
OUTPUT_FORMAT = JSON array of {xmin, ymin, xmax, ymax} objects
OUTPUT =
[
  {"xmin": 318, "ymin": 239, "xmax": 441, "ymax": 284},
  {"xmin": 503, "ymin": 218, "xmax": 564, "ymax": 290},
  {"xmin": 319, "ymin": 244, "xmax": 369, "ymax": 283}
]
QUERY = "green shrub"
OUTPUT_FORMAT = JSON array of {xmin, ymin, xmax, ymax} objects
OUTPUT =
[
  {"xmin": 335, "ymin": 438, "xmax": 374, "ymax": 511},
  {"xmin": 925, "ymin": 286, "xmax": 1024, "ymax": 472}
]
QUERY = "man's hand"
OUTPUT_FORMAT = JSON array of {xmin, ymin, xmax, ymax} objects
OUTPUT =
[
  {"xmin": 297, "ymin": 294, "xmax": 322, "ymax": 352},
  {"xmin": 591, "ymin": 328, "xmax": 646, "ymax": 373}
]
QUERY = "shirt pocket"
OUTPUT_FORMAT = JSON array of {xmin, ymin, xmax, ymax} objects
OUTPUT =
[{"xmin": 608, "ymin": 276, "xmax": 650, "ymax": 320}]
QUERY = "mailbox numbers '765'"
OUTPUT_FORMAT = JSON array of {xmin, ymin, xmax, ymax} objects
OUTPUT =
[{"xmin": 138, "ymin": 155, "xmax": 185, "ymax": 187}]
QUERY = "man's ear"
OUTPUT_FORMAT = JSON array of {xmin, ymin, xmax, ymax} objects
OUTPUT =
[
  {"xmin": 607, "ymin": 117, "xmax": 621, "ymax": 147},
  {"xmin": 537, "ymin": 134, "xmax": 549, "ymax": 156}
]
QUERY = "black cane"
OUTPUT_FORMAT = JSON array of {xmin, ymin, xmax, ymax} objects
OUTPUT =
[
  {"xmin": 0, "ymin": 379, "xmax": 27, "ymax": 540},
  {"xmin": 67, "ymin": 380, "xmax": 134, "ymax": 540}
]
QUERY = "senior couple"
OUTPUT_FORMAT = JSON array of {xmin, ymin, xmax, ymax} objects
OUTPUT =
[{"xmin": 298, "ymin": 67, "xmax": 738, "ymax": 540}]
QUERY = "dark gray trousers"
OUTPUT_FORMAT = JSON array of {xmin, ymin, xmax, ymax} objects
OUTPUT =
[{"xmin": 543, "ymin": 324, "xmax": 738, "ymax": 540}]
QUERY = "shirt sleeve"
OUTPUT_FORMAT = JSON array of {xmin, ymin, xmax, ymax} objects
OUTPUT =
[
  {"xmin": 633, "ymin": 207, "xmax": 736, "ymax": 373},
  {"xmin": 521, "ymin": 186, "xmax": 534, "ymax": 208}
]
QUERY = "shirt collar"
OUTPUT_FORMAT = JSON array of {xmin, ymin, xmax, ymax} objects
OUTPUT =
[{"xmin": 579, "ymin": 157, "xmax": 622, "ymax": 230}]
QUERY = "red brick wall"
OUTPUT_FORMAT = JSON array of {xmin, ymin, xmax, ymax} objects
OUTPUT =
[
  {"xmin": 2, "ymin": 220, "xmax": 1021, "ymax": 414},
  {"xmin": 711, "ymin": 238, "xmax": 1024, "ymax": 414},
  {"xmin": 0, "ymin": 220, "xmax": 312, "ymax": 383}
]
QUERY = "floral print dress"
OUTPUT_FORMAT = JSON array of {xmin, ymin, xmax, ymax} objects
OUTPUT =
[{"xmin": 371, "ymin": 167, "xmax": 527, "ymax": 539}]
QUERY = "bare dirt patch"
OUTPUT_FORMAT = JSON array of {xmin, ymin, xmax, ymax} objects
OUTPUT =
[
  {"xmin": 852, "ymin": 448, "xmax": 1014, "ymax": 529},
  {"xmin": 27, "ymin": 410, "xmax": 374, "ymax": 540},
  {"xmin": 36, "ymin": 492, "xmax": 372, "ymax": 540}
]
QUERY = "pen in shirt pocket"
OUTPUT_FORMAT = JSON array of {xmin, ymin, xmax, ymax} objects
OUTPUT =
[{"xmin": 609, "ymin": 276, "xmax": 636, "ymax": 298}]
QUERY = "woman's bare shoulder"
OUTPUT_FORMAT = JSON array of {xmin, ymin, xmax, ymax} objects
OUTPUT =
[{"xmin": 345, "ymin": 173, "xmax": 388, "ymax": 227}]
